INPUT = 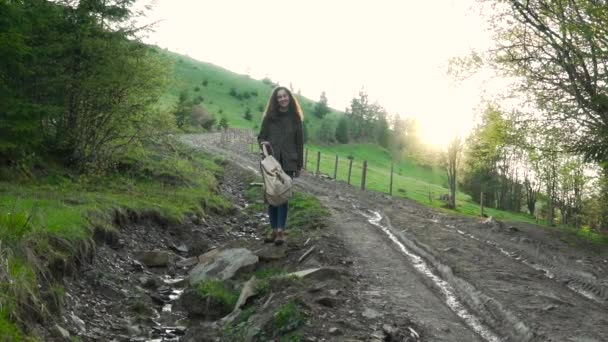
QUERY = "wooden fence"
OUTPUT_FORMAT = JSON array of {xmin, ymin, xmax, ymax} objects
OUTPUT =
[{"xmin": 218, "ymin": 129, "xmax": 454, "ymax": 206}]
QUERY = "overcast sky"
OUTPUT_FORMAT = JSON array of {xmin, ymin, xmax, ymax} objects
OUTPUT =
[{"xmin": 136, "ymin": 0, "xmax": 498, "ymax": 146}]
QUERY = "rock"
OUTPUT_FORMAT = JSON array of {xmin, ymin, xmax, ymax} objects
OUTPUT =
[
  {"xmin": 189, "ymin": 248, "xmax": 259, "ymax": 285},
  {"xmin": 138, "ymin": 276, "xmax": 160, "ymax": 289},
  {"xmin": 234, "ymin": 276, "xmax": 260, "ymax": 310},
  {"xmin": 133, "ymin": 251, "xmax": 171, "ymax": 267},
  {"xmin": 70, "ymin": 313, "xmax": 86, "ymax": 332},
  {"xmin": 254, "ymin": 245, "xmax": 287, "ymax": 261},
  {"xmin": 362, "ymin": 308, "xmax": 382, "ymax": 319},
  {"xmin": 329, "ymin": 289, "xmax": 340, "ymax": 296},
  {"xmin": 171, "ymin": 243, "xmax": 189, "ymax": 253},
  {"xmin": 197, "ymin": 248, "xmax": 221, "ymax": 265},
  {"xmin": 127, "ymin": 324, "xmax": 142, "ymax": 336},
  {"xmin": 329, "ymin": 327, "xmax": 342, "ymax": 335},
  {"xmin": 284, "ymin": 267, "xmax": 343, "ymax": 281},
  {"xmin": 178, "ymin": 288, "xmax": 233, "ymax": 319},
  {"xmin": 53, "ymin": 324, "xmax": 70, "ymax": 339},
  {"xmin": 382, "ymin": 324, "xmax": 403, "ymax": 341},
  {"xmin": 176, "ymin": 257, "xmax": 199, "ymax": 269},
  {"xmin": 315, "ymin": 296, "xmax": 339, "ymax": 308}
]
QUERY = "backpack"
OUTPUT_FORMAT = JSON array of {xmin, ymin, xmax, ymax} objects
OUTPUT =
[{"xmin": 260, "ymin": 144, "xmax": 293, "ymax": 206}]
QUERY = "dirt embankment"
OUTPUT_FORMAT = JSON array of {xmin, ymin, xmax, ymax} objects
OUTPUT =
[{"xmin": 46, "ymin": 159, "xmax": 420, "ymax": 341}]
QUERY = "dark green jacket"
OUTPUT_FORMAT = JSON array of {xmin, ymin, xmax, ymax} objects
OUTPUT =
[{"xmin": 258, "ymin": 111, "xmax": 304, "ymax": 172}]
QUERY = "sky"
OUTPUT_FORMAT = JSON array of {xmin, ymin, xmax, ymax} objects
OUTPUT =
[{"xmin": 135, "ymin": 0, "xmax": 498, "ymax": 147}]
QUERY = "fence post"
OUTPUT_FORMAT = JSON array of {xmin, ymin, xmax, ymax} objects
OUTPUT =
[
  {"xmin": 361, "ymin": 160, "xmax": 367, "ymax": 190},
  {"xmin": 333, "ymin": 155, "xmax": 339, "ymax": 180},
  {"xmin": 316, "ymin": 151, "xmax": 321, "ymax": 175},
  {"xmin": 304, "ymin": 148, "xmax": 308, "ymax": 170},
  {"xmin": 480, "ymin": 187, "xmax": 485, "ymax": 217},
  {"xmin": 389, "ymin": 162, "xmax": 394, "ymax": 196},
  {"xmin": 347, "ymin": 159, "xmax": 353, "ymax": 185}
]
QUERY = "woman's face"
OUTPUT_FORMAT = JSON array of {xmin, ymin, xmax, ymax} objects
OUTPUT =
[{"xmin": 276, "ymin": 89, "xmax": 290, "ymax": 110}]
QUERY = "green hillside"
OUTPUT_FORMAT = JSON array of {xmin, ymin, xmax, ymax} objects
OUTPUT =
[{"xmin": 158, "ymin": 49, "xmax": 339, "ymax": 134}]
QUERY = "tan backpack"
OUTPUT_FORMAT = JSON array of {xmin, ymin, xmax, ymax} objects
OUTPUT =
[{"xmin": 260, "ymin": 144, "xmax": 293, "ymax": 206}]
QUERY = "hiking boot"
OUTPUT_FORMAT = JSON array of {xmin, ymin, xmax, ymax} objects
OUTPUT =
[
  {"xmin": 264, "ymin": 230, "xmax": 277, "ymax": 243},
  {"xmin": 274, "ymin": 230, "xmax": 285, "ymax": 245}
]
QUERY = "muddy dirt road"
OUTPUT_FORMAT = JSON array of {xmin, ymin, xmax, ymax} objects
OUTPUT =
[{"xmin": 184, "ymin": 133, "xmax": 608, "ymax": 342}]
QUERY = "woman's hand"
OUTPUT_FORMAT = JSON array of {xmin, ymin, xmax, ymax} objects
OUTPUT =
[{"xmin": 260, "ymin": 141, "xmax": 273, "ymax": 155}]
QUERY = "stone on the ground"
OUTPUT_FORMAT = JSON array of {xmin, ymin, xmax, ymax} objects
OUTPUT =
[
  {"xmin": 53, "ymin": 324, "xmax": 70, "ymax": 339},
  {"xmin": 70, "ymin": 313, "xmax": 86, "ymax": 332},
  {"xmin": 189, "ymin": 248, "xmax": 259, "ymax": 285},
  {"xmin": 255, "ymin": 245, "xmax": 287, "ymax": 261},
  {"xmin": 179, "ymin": 288, "xmax": 233, "ymax": 319},
  {"xmin": 315, "ymin": 296, "xmax": 339, "ymax": 308},
  {"xmin": 382, "ymin": 324, "xmax": 403, "ymax": 341},
  {"xmin": 329, "ymin": 327, "xmax": 342, "ymax": 335},
  {"xmin": 176, "ymin": 257, "xmax": 199, "ymax": 269},
  {"xmin": 138, "ymin": 276, "xmax": 160, "ymax": 289},
  {"xmin": 362, "ymin": 307, "xmax": 382, "ymax": 319},
  {"xmin": 284, "ymin": 267, "xmax": 342, "ymax": 281},
  {"xmin": 198, "ymin": 248, "xmax": 221, "ymax": 265},
  {"xmin": 133, "ymin": 251, "xmax": 171, "ymax": 267},
  {"xmin": 172, "ymin": 243, "xmax": 189, "ymax": 253},
  {"xmin": 234, "ymin": 276, "xmax": 260, "ymax": 310}
]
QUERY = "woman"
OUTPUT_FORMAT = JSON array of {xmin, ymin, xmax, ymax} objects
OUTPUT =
[{"xmin": 258, "ymin": 86, "xmax": 304, "ymax": 245}]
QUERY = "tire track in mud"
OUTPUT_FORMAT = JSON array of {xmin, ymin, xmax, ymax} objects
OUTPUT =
[{"xmin": 385, "ymin": 208, "xmax": 608, "ymax": 342}]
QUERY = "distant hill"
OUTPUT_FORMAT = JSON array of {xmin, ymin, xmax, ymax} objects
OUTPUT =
[{"xmin": 156, "ymin": 48, "xmax": 340, "ymax": 136}]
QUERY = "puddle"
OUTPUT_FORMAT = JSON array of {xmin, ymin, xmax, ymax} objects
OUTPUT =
[{"xmin": 362, "ymin": 210, "xmax": 502, "ymax": 342}]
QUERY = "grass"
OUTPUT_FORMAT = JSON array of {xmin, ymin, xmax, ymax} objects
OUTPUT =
[
  {"xmin": 273, "ymin": 300, "xmax": 305, "ymax": 335},
  {"xmin": 0, "ymin": 139, "xmax": 232, "ymax": 339},
  {"xmin": 196, "ymin": 280, "xmax": 239, "ymax": 309}
]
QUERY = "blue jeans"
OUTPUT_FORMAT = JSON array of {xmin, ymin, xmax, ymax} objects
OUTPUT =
[{"xmin": 268, "ymin": 171, "xmax": 294, "ymax": 230}]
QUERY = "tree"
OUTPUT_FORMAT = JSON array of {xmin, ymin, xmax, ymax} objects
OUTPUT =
[
  {"xmin": 442, "ymin": 137, "xmax": 463, "ymax": 209},
  {"xmin": 313, "ymin": 91, "xmax": 330, "ymax": 119},
  {"xmin": 174, "ymin": 91, "xmax": 192, "ymax": 129},
  {"xmin": 316, "ymin": 118, "xmax": 337, "ymax": 143},
  {"xmin": 218, "ymin": 117, "xmax": 229, "ymax": 130},
  {"xmin": 486, "ymin": 0, "xmax": 608, "ymax": 163},
  {"xmin": 335, "ymin": 117, "xmax": 349, "ymax": 144},
  {"xmin": 0, "ymin": 0, "xmax": 170, "ymax": 170}
]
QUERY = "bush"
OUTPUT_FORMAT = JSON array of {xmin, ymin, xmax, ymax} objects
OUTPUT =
[
  {"xmin": 243, "ymin": 108, "xmax": 252, "ymax": 121},
  {"xmin": 218, "ymin": 117, "xmax": 229, "ymax": 130},
  {"xmin": 202, "ymin": 79, "xmax": 208, "ymax": 86},
  {"xmin": 194, "ymin": 86, "xmax": 200, "ymax": 92}
]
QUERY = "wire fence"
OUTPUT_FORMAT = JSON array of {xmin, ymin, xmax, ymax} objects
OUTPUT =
[{"xmin": 216, "ymin": 128, "xmax": 464, "ymax": 209}]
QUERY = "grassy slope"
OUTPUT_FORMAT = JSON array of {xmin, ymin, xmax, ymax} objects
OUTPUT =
[{"xmin": 158, "ymin": 48, "xmax": 337, "ymax": 134}]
